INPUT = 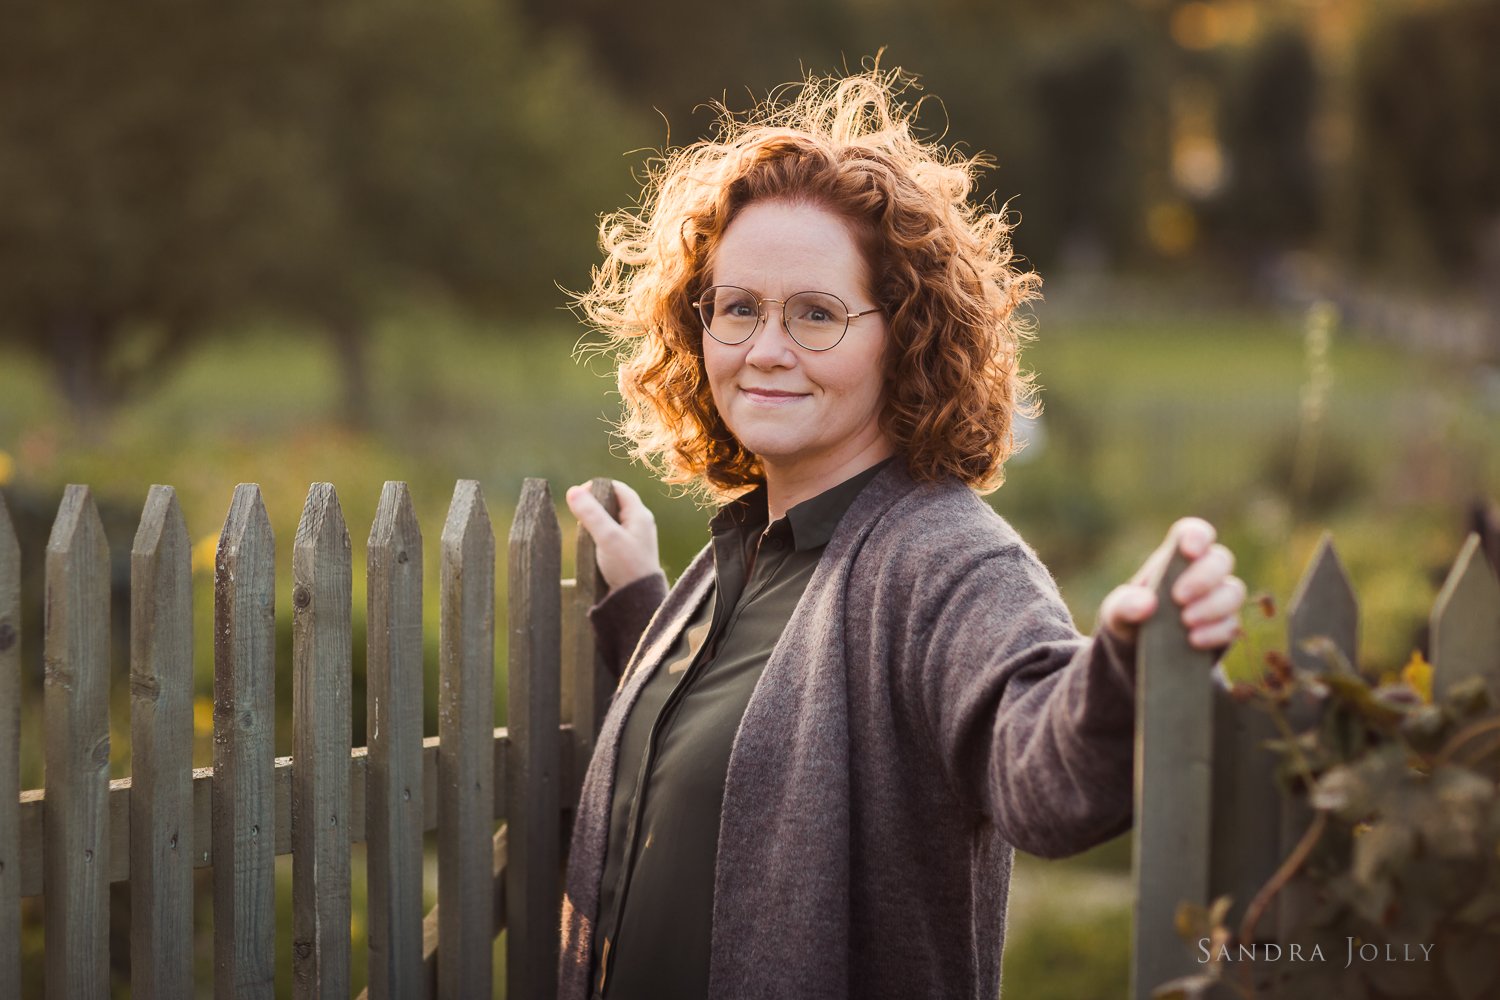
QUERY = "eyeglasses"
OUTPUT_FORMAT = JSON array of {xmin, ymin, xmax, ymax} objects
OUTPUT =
[{"xmin": 694, "ymin": 285, "xmax": 880, "ymax": 352}]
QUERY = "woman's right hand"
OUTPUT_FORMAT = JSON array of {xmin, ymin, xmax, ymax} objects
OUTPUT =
[{"xmin": 564, "ymin": 479, "xmax": 663, "ymax": 591}]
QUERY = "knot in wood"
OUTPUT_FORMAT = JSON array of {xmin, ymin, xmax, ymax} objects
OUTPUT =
[
  {"xmin": 292, "ymin": 586, "xmax": 311, "ymax": 610},
  {"xmin": 0, "ymin": 621, "xmax": 15, "ymax": 651}
]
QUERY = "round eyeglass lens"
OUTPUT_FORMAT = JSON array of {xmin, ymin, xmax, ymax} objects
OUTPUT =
[
  {"xmin": 784, "ymin": 291, "xmax": 849, "ymax": 350},
  {"xmin": 699, "ymin": 286, "xmax": 759, "ymax": 345}
]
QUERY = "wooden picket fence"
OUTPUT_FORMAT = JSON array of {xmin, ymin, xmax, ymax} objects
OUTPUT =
[
  {"xmin": 0, "ymin": 477, "xmax": 618, "ymax": 998},
  {"xmin": 1130, "ymin": 530, "xmax": 1500, "ymax": 999},
  {"xmin": 4, "ymin": 477, "xmax": 1498, "ymax": 999}
]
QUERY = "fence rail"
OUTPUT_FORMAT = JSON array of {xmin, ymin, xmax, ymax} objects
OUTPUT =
[{"xmin": 0, "ymin": 479, "xmax": 609, "ymax": 998}]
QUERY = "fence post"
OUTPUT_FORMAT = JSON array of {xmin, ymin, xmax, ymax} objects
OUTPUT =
[
  {"xmin": 1431, "ymin": 533, "xmax": 1500, "ymax": 699},
  {"xmin": 0, "ymin": 493, "xmax": 20, "ymax": 996},
  {"xmin": 437, "ymin": 480, "xmax": 495, "ymax": 1000},
  {"xmin": 1131, "ymin": 550, "xmax": 1216, "ymax": 1000},
  {"xmin": 291, "ymin": 484, "xmax": 353, "ymax": 998},
  {"xmin": 508, "ymin": 479, "xmax": 562, "ymax": 1000},
  {"xmin": 213, "ymin": 484, "xmax": 277, "ymax": 999},
  {"xmin": 366, "ymin": 482, "xmax": 426, "ymax": 999},
  {"xmin": 129, "ymin": 486, "xmax": 195, "ymax": 997}
]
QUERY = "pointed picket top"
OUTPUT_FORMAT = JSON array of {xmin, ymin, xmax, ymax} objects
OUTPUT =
[
  {"xmin": 47, "ymin": 484, "xmax": 109, "ymax": 563},
  {"xmin": 294, "ymin": 483, "xmax": 351, "ymax": 569},
  {"xmin": 370, "ymin": 481, "xmax": 421, "ymax": 555},
  {"xmin": 133, "ymin": 485, "xmax": 190, "ymax": 569},
  {"xmin": 219, "ymin": 483, "xmax": 274, "ymax": 571},
  {"xmin": 1431, "ymin": 532, "xmax": 1500, "ymax": 701},
  {"xmin": 1288, "ymin": 533, "xmax": 1358, "ymax": 674},
  {"xmin": 442, "ymin": 479, "xmax": 494, "ymax": 568},
  {"xmin": 510, "ymin": 478, "xmax": 561, "ymax": 552}
]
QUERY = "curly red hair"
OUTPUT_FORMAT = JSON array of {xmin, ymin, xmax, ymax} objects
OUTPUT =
[{"xmin": 574, "ymin": 65, "xmax": 1041, "ymax": 503}]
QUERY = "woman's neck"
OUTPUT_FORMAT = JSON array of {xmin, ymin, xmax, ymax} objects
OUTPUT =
[{"xmin": 762, "ymin": 440, "xmax": 896, "ymax": 522}]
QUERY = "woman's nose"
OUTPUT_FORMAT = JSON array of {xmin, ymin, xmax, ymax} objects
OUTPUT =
[{"xmin": 745, "ymin": 307, "xmax": 797, "ymax": 365}]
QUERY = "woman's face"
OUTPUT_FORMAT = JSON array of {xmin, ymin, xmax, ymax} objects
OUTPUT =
[{"xmin": 704, "ymin": 199, "xmax": 893, "ymax": 490}]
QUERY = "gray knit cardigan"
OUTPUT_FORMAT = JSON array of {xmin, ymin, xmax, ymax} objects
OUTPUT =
[{"xmin": 559, "ymin": 460, "xmax": 1138, "ymax": 999}]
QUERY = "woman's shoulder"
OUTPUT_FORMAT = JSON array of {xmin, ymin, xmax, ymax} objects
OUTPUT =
[{"xmin": 868, "ymin": 473, "xmax": 1029, "ymax": 558}]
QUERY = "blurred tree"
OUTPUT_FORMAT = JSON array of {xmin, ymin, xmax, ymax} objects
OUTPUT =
[
  {"xmin": 0, "ymin": 0, "xmax": 641, "ymax": 430},
  {"xmin": 1346, "ymin": 0, "xmax": 1500, "ymax": 283},
  {"xmin": 1214, "ymin": 28, "xmax": 1320, "ymax": 262},
  {"xmin": 516, "ymin": 0, "xmax": 1170, "ymax": 274}
]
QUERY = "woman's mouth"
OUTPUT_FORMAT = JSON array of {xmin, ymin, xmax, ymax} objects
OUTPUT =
[{"xmin": 742, "ymin": 387, "xmax": 809, "ymax": 405}]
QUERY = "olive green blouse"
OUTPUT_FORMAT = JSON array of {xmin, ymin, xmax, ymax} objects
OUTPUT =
[{"xmin": 591, "ymin": 459, "xmax": 892, "ymax": 999}]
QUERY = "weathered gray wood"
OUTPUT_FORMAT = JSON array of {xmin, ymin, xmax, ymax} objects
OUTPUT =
[
  {"xmin": 1279, "ymin": 535, "xmax": 1355, "ymax": 941},
  {"xmin": 1431, "ymin": 533, "xmax": 1500, "ymax": 701},
  {"xmin": 0, "ymin": 493, "xmax": 21, "ymax": 997},
  {"xmin": 292, "ymin": 483, "xmax": 353, "ymax": 998},
  {"xmin": 1131, "ymin": 550, "xmax": 1216, "ymax": 1000},
  {"xmin": 356, "ymin": 825, "xmax": 509, "ymax": 1000},
  {"xmin": 1208, "ymin": 682, "xmax": 1283, "ymax": 936},
  {"xmin": 213, "ymin": 484, "xmax": 277, "ymax": 999},
  {"xmin": 43, "ymin": 484, "xmax": 113, "ymax": 997},
  {"xmin": 1288, "ymin": 534, "xmax": 1358, "ymax": 675},
  {"xmin": 567, "ymin": 477, "xmax": 617, "ymax": 798},
  {"xmin": 437, "ymin": 480, "xmax": 495, "ymax": 1000},
  {"xmin": 16, "ymin": 725, "xmax": 580, "ymax": 896},
  {"xmin": 129, "ymin": 486, "xmax": 196, "ymax": 997},
  {"xmin": 366, "ymin": 481, "xmax": 426, "ymax": 1000},
  {"xmin": 508, "ymin": 478, "xmax": 562, "ymax": 1000}
]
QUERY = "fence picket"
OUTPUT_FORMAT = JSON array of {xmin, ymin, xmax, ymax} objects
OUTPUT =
[
  {"xmin": 567, "ymin": 477, "xmax": 616, "ymax": 798},
  {"xmin": 0, "ymin": 493, "xmax": 20, "ymax": 997},
  {"xmin": 129, "ymin": 486, "xmax": 196, "ymax": 996},
  {"xmin": 509, "ymin": 479, "xmax": 562, "ymax": 1000},
  {"xmin": 437, "ymin": 480, "xmax": 495, "ymax": 999},
  {"xmin": 1208, "ymin": 684, "xmax": 1282, "ymax": 936},
  {"xmin": 291, "ymin": 484, "xmax": 353, "ymax": 998},
  {"xmin": 1431, "ymin": 533, "xmax": 1500, "ymax": 700},
  {"xmin": 1280, "ymin": 536, "xmax": 1356, "ymax": 941},
  {"xmin": 213, "ymin": 484, "xmax": 277, "ymax": 999},
  {"xmin": 43, "ymin": 485, "xmax": 112, "ymax": 996},
  {"xmin": 366, "ymin": 482, "xmax": 425, "ymax": 1000},
  {"xmin": 1131, "ymin": 550, "xmax": 1216, "ymax": 1000}
]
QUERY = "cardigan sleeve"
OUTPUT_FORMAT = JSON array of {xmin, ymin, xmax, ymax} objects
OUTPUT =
[
  {"xmin": 586, "ymin": 570, "xmax": 670, "ymax": 681},
  {"xmin": 893, "ymin": 539, "xmax": 1140, "ymax": 859}
]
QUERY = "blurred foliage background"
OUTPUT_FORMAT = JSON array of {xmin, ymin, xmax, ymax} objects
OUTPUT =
[{"xmin": 3, "ymin": 0, "xmax": 1500, "ymax": 995}]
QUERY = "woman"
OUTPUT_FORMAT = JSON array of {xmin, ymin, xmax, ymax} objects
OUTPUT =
[{"xmin": 558, "ymin": 68, "xmax": 1245, "ymax": 1000}]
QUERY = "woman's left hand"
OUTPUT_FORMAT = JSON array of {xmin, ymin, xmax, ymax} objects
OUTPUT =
[{"xmin": 1099, "ymin": 517, "xmax": 1245, "ymax": 654}]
